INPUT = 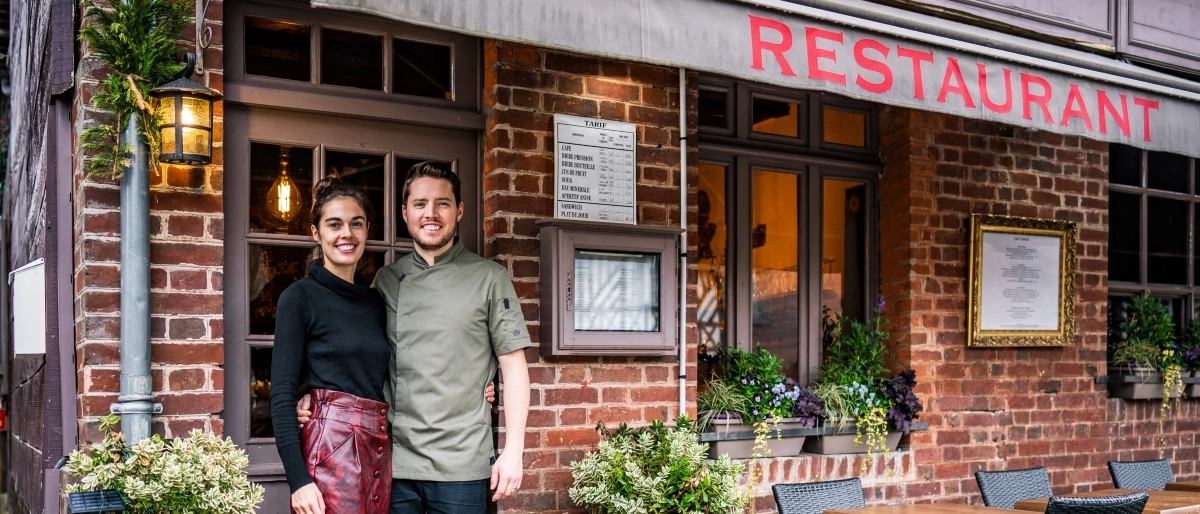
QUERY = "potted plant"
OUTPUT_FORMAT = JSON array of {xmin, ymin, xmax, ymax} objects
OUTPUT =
[
  {"xmin": 1108, "ymin": 293, "xmax": 1183, "ymax": 401},
  {"xmin": 569, "ymin": 416, "xmax": 749, "ymax": 514},
  {"xmin": 699, "ymin": 346, "xmax": 816, "ymax": 459},
  {"xmin": 64, "ymin": 414, "xmax": 265, "ymax": 514},
  {"xmin": 805, "ymin": 297, "xmax": 917, "ymax": 470}
]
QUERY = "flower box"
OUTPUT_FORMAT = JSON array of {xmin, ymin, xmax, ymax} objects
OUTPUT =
[
  {"xmin": 803, "ymin": 429, "xmax": 902, "ymax": 455},
  {"xmin": 704, "ymin": 415, "xmax": 808, "ymax": 459},
  {"xmin": 1107, "ymin": 365, "xmax": 1183, "ymax": 400}
]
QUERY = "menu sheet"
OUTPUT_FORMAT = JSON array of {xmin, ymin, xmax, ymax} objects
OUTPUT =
[
  {"xmin": 574, "ymin": 250, "xmax": 660, "ymax": 332},
  {"xmin": 554, "ymin": 114, "xmax": 637, "ymax": 224},
  {"xmin": 979, "ymin": 232, "xmax": 1061, "ymax": 331}
]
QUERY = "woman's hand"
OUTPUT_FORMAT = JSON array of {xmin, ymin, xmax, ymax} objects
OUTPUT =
[
  {"xmin": 485, "ymin": 382, "xmax": 496, "ymax": 403},
  {"xmin": 291, "ymin": 483, "xmax": 325, "ymax": 514}
]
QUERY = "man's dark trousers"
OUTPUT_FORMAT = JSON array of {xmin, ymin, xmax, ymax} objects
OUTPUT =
[{"xmin": 390, "ymin": 479, "xmax": 488, "ymax": 514}]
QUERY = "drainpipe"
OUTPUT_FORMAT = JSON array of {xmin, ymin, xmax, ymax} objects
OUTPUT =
[
  {"xmin": 112, "ymin": 113, "xmax": 158, "ymax": 444},
  {"xmin": 678, "ymin": 68, "xmax": 688, "ymax": 417}
]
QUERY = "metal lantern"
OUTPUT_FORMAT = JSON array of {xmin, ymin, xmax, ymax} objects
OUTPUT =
[{"xmin": 150, "ymin": 77, "xmax": 223, "ymax": 165}]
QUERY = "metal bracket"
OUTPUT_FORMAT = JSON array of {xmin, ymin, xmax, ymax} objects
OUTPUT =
[
  {"xmin": 194, "ymin": 0, "xmax": 213, "ymax": 75},
  {"xmin": 109, "ymin": 403, "xmax": 163, "ymax": 414}
]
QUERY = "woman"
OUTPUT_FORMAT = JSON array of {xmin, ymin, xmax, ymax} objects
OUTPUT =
[
  {"xmin": 270, "ymin": 175, "xmax": 496, "ymax": 514},
  {"xmin": 270, "ymin": 173, "xmax": 392, "ymax": 514}
]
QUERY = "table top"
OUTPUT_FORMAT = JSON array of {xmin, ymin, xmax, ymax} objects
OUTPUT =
[
  {"xmin": 825, "ymin": 505, "xmax": 1015, "ymax": 514},
  {"xmin": 1014, "ymin": 489, "xmax": 1200, "ymax": 514},
  {"xmin": 1168, "ymin": 482, "xmax": 1200, "ymax": 493}
]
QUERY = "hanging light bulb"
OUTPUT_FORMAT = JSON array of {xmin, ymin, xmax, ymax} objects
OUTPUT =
[{"xmin": 266, "ymin": 146, "xmax": 303, "ymax": 223}]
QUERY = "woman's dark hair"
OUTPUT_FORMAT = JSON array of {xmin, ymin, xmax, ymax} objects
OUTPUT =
[
  {"xmin": 401, "ymin": 161, "xmax": 461, "ymax": 206},
  {"xmin": 311, "ymin": 171, "xmax": 374, "ymax": 228}
]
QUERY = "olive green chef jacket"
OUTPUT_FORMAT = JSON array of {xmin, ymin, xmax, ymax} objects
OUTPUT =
[{"xmin": 374, "ymin": 240, "xmax": 532, "ymax": 481}]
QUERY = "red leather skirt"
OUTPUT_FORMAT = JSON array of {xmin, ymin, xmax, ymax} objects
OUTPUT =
[{"xmin": 301, "ymin": 389, "xmax": 391, "ymax": 514}]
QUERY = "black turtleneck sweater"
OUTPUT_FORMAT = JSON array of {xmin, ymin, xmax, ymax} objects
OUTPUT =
[{"xmin": 270, "ymin": 261, "xmax": 390, "ymax": 492}]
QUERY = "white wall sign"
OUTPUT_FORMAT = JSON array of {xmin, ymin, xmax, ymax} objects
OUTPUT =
[
  {"xmin": 554, "ymin": 114, "xmax": 637, "ymax": 224},
  {"xmin": 979, "ymin": 232, "xmax": 1061, "ymax": 331},
  {"xmin": 9, "ymin": 258, "xmax": 46, "ymax": 355}
]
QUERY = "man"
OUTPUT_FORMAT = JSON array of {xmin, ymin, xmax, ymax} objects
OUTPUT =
[{"xmin": 301, "ymin": 162, "xmax": 530, "ymax": 514}]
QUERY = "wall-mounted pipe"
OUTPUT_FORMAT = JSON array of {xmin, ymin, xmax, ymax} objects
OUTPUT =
[
  {"xmin": 113, "ymin": 113, "xmax": 156, "ymax": 444},
  {"xmin": 678, "ymin": 68, "xmax": 688, "ymax": 417}
]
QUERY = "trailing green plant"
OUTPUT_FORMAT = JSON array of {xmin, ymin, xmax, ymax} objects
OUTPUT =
[
  {"xmin": 65, "ymin": 414, "xmax": 264, "ymax": 514},
  {"xmin": 696, "ymin": 377, "xmax": 747, "ymax": 432},
  {"xmin": 78, "ymin": 0, "xmax": 192, "ymax": 178},
  {"xmin": 568, "ymin": 417, "xmax": 748, "ymax": 514},
  {"xmin": 1112, "ymin": 293, "xmax": 1184, "ymax": 451},
  {"xmin": 844, "ymin": 381, "xmax": 893, "ymax": 474}
]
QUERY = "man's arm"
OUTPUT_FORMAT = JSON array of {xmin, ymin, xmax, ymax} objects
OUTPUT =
[{"xmin": 490, "ymin": 349, "xmax": 530, "ymax": 501}]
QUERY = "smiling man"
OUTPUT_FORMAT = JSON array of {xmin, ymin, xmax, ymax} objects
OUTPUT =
[{"xmin": 373, "ymin": 162, "xmax": 531, "ymax": 514}]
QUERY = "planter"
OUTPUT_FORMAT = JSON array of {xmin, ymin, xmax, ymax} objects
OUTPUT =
[
  {"xmin": 803, "ymin": 430, "xmax": 902, "ymax": 455},
  {"xmin": 1107, "ymin": 365, "xmax": 1183, "ymax": 400},
  {"xmin": 704, "ymin": 415, "xmax": 808, "ymax": 459}
]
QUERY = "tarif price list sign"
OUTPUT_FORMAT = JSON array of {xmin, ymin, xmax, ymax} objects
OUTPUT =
[{"xmin": 554, "ymin": 114, "xmax": 637, "ymax": 224}]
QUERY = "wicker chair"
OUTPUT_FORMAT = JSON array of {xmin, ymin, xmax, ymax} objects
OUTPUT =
[
  {"xmin": 773, "ymin": 478, "xmax": 866, "ymax": 514},
  {"xmin": 975, "ymin": 467, "xmax": 1054, "ymax": 509},
  {"xmin": 1108, "ymin": 459, "xmax": 1175, "ymax": 490},
  {"xmin": 1045, "ymin": 492, "xmax": 1149, "ymax": 514}
]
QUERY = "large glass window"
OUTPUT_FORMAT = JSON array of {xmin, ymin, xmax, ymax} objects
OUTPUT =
[
  {"xmin": 1107, "ymin": 144, "xmax": 1198, "ymax": 354},
  {"xmin": 698, "ymin": 78, "xmax": 878, "ymax": 384}
]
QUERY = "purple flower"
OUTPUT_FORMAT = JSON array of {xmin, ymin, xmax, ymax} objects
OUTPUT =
[{"xmin": 875, "ymin": 294, "xmax": 887, "ymax": 310}]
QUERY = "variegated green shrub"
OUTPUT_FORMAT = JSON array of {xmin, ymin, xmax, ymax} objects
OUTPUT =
[{"xmin": 65, "ymin": 414, "xmax": 264, "ymax": 514}]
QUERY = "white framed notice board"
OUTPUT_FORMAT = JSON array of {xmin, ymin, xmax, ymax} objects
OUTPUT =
[{"xmin": 554, "ymin": 114, "xmax": 637, "ymax": 224}]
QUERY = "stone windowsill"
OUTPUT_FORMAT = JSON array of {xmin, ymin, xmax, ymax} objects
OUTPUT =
[{"xmin": 699, "ymin": 422, "xmax": 929, "ymax": 442}]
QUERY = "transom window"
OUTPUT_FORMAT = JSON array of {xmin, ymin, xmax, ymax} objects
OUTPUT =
[
  {"xmin": 1107, "ymin": 144, "xmax": 1199, "ymax": 348},
  {"xmin": 697, "ymin": 77, "xmax": 880, "ymax": 384}
]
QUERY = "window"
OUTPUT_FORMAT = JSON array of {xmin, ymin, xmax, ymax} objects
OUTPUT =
[
  {"xmin": 697, "ymin": 78, "xmax": 879, "ymax": 384},
  {"xmin": 1107, "ymin": 144, "xmax": 1198, "ymax": 353},
  {"xmin": 229, "ymin": 2, "xmax": 477, "ymax": 112},
  {"xmin": 224, "ymin": 1, "xmax": 481, "ymax": 499}
]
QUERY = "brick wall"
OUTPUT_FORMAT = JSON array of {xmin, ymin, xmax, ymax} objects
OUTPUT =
[
  {"xmin": 482, "ymin": 40, "xmax": 698, "ymax": 512},
  {"xmin": 71, "ymin": 2, "xmax": 226, "ymax": 441},
  {"xmin": 875, "ymin": 107, "xmax": 1200, "ymax": 506}
]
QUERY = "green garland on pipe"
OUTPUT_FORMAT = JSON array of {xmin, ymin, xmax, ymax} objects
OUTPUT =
[{"xmin": 78, "ymin": 0, "xmax": 192, "ymax": 178}]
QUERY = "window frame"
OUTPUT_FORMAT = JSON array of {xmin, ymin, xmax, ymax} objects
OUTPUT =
[
  {"xmin": 222, "ymin": 1, "xmax": 482, "ymax": 490},
  {"xmin": 1107, "ymin": 145, "xmax": 1199, "ymax": 334},
  {"xmin": 697, "ymin": 76, "xmax": 880, "ymax": 384}
]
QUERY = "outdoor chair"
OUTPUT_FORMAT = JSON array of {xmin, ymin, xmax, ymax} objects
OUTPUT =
[
  {"xmin": 975, "ymin": 467, "xmax": 1054, "ymax": 509},
  {"xmin": 1108, "ymin": 459, "xmax": 1175, "ymax": 490},
  {"xmin": 773, "ymin": 478, "xmax": 866, "ymax": 514},
  {"xmin": 1045, "ymin": 492, "xmax": 1149, "ymax": 514}
]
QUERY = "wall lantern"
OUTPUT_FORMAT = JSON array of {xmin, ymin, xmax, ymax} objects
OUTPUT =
[
  {"xmin": 150, "ymin": 77, "xmax": 223, "ymax": 165},
  {"xmin": 266, "ymin": 146, "xmax": 303, "ymax": 222}
]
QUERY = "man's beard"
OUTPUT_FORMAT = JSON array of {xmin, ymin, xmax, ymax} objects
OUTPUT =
[{"xmin": 412, "ymin": 222, "xmax": 457, "ymax": 252}]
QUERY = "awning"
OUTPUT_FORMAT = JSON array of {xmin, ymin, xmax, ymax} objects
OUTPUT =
[{"xmin": 311, "ymin": 0, "xmax": 1200, "ymax": 158}]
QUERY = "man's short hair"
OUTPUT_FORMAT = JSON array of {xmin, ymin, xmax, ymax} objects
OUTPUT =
[{"xmin": 402, "ymin": 161, "xmax": 461, "ymax": 206}]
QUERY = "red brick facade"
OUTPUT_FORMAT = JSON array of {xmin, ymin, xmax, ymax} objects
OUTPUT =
[
  {"xmin": 482, "ymin": 40, "xmax": 700, "ymax": 512},
  {"xmin": 51, "ymin": 7, "xmax": 1200, "ymax": 514},
  {"xmin": 71, "ymin": 0, "xmax": 226, "ymax": 441}
]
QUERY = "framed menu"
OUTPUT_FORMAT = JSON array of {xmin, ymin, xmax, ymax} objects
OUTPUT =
[
  {"xmin": 573, "ymin": 250, "xmax": 660, "ymax": 332},
  {"xmin": 967, "ymin": 215, "xmax": 1076, "ymax": 347}
]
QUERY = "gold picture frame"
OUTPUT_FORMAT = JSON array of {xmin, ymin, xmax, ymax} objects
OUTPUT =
[{"xmin": 967, "ymin": 215, "xmax": 1076, "ymax": 347}]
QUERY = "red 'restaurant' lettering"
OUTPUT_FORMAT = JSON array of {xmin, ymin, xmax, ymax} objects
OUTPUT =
[
  {"xmin": 749, "ymin": 15, "xmax": 795, "ymax": 76},
  {"xmin": 853, "ymin": 38, "xmax": 892, "ymax": 93},
  {"xmin": 805, "ymin": 26, "xmax": 845, "ymax": 85},
  {"xmin": 897, "ymin": 46, "xmax": 934, "ymax": 99},
  {"xmin": 1134, "ymin": 97, "xmax": 1159, "ymax": 142},
  {"xmin": 936, "ymin": 58, "xmax": 975, "ymax": 108},
  {"xmin": 1020, "ymin": 73, "xmax": 1054, "ymax": 123},
  {"xmin": 977, "ymin": 64, "xmax": 1013, "ymax": 114},
  {"xmin": 1097, "ymin": 90, "xmax": 1130, "ymax": 137},
  {"xmin": 1060, "ymin": 84, "xmax": 1093, "ymax": 130}
]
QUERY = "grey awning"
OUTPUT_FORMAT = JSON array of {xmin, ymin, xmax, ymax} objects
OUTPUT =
[{"xmin": 311, "ymin": 0, "xmax": 1200, "ymax": 157}]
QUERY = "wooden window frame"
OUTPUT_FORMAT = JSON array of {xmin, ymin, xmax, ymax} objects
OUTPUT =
[
  {"xmin": 222, "ymin": 0, "xmax": 482, "ymax": 491},
  {"xmin": 1108, "ymin": 144, "xmax": 1200, "ymax": 328},
  {"xmin": 697, "ymin": 76, "xmax": 881, "ymax": 385}
]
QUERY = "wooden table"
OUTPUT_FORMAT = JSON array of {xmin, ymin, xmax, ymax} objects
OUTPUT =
[
  {"xmin": 826, "ymin": 505, "xmax": 1015, "ymax": 514},
  {"xmin": 1168, "ymin": 482, "xmax": 1200, "ymax": 493},
  {"xmin": 1014, "ymin": 489, "xmax": 1200, "ymax": 514}
]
